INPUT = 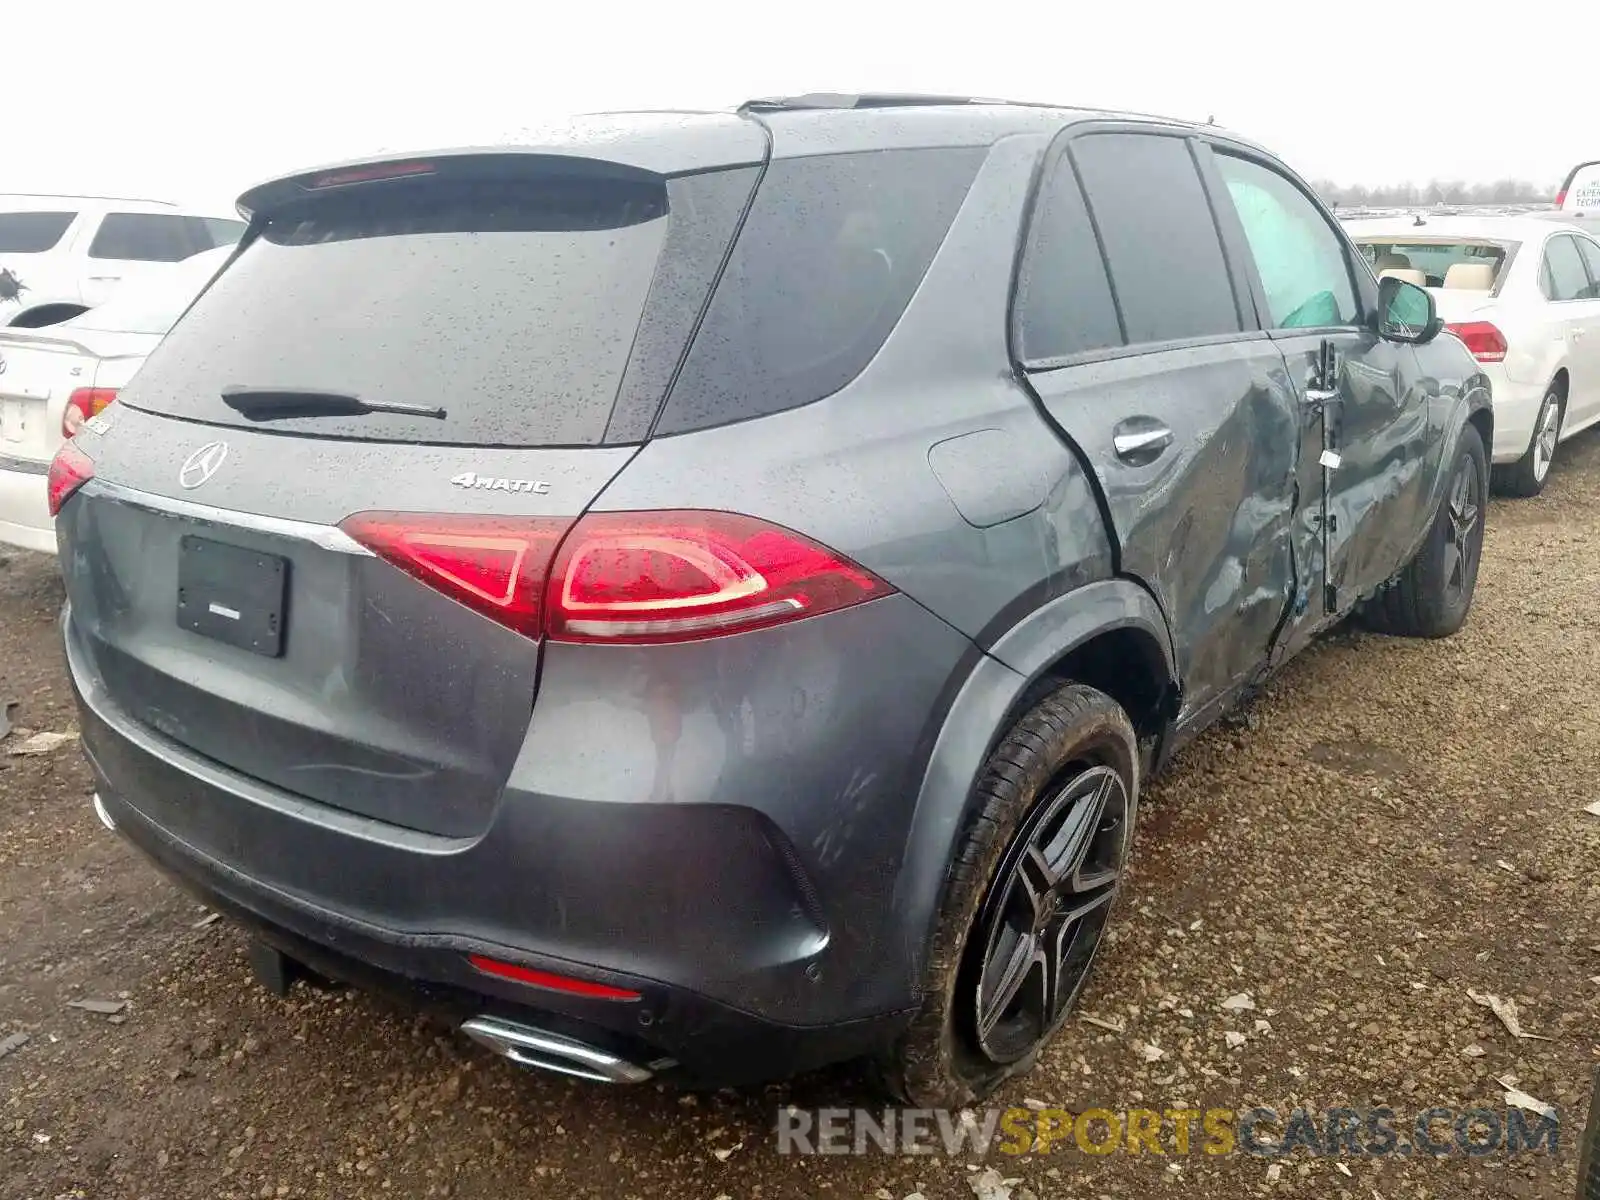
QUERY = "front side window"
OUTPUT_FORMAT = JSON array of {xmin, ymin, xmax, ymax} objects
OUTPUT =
[{"xmin": 1214, "ymin": 153, "xmax": 1360, "ymax": 329}]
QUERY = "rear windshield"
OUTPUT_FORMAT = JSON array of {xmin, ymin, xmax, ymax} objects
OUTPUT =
[
  {"xmin": 1356, "ymin": 239, "xmax": 1513, "ymax": 289},
  {"xmin": 0, "ymin": 211, "xmax": 76, "ymax": 253},
  {"xmin": 118, "ymin": 172, "xmax": 676, "ymax": 446}
]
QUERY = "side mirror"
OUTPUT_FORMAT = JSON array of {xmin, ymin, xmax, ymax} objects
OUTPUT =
[{"xmin": 1377, "ymin": 276, "xmax": 1441, "ymax": 345}]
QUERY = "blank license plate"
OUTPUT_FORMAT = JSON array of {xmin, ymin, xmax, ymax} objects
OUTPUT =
[{"xmin": 176, "ymin": 535, "xmax": 289, "ymax": 657}]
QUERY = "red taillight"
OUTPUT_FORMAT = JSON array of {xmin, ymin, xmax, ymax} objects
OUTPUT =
[
  {"xmin": 466, "ymin": 954, "xmax": 641, "ymax": 1001},
  {"xmin": 546, "ymin": 511, "xmax": 893, "ymax": 644},
  {"xmin": 309, "ymin": 161, "xmax": 436, "ymax": 189},
  {"xmin": 340, "ymin": 509, "xmax": 894, "ymax": 645},
  {"xmin": 339, "ymin": 513, "xmax": 569, "ymax": 638},
  {"xmin": 62, "ymin": 387, "xmax": 118, "ymax": 438},
  {"xmin": 1445, "ymin": 321, "xmax": 1509, "ymax": 363},
  {"xmin": 47, "ymin": 441, "xmax": 95, "ymax": 517},
  {"xmin": 1556, "ymin": 189, "xmax": 1567, "ymax": 207}
]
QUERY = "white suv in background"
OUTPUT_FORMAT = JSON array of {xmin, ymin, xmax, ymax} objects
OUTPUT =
[
  {"xmin": 0, "ymin": 194, "xmax": 244, "ymax": 329},
  {"xmin": 1347, "ymin": 214, "xmax": 1600, "ymax": 496}
]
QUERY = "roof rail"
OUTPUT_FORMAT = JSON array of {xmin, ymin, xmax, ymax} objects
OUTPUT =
[
  {"xmin": 735, "ymin": 92, "xmax": 1206, "ymax": 130},
  {"xmin": 0, "ymin": 192, "xmax": 180, "ymax": 207},
  {"xmin": 738, "ymin": 93, "xmax": 1007, "ymax": 113}
]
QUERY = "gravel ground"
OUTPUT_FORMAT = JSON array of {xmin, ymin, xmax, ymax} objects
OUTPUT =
[{"xmin": 3, "ymin": 433, "xmax": 1598, "ymax": 1200}]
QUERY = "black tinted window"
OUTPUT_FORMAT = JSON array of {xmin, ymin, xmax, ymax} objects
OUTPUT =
[
  {"xmin": 119, "ymin": 174, "xmax": 680, "ymax": 446},
  {"xmin": 0, "ymin": 211, "xmax": 75, "ymax": 253},
  {"xmin": 1543, "ymin": 236, "xmax": 1590, "ymax": 301},
  {"xmin": 1071, "ymin": 133, "xmax": 1241, "ymax": 344},
  {"xmin": 89, "ymin": 213, "xmax": 207, "ymax": 262},
  {"xmin": 657, "ymin": 147, "xmax": 984, "ymax": 435},
  {"xmin": 1576, "ymin": 238, "xmax": 1600, "ymax": 299},
  {"xmin": 1016, "ymin": 159, "xmax": 1122, "ymax": 361},
  {"xmin": 202, "ymin": 217, "xmax": 247, "ymax": 248}
]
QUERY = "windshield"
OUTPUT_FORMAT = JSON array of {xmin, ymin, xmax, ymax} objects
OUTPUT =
[{"xmin": 67, "ymin": 247, "xmax": 234, "ymax": 335}]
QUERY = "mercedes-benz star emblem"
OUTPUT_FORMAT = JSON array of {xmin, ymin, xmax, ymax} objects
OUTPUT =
[{"xmin": 179, "ymin": 441, "xmax": 229, "ymax": 489}]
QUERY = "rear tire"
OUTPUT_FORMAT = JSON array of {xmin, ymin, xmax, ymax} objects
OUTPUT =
[
  {"xmin": 1362, "ymin": 422, "xmax": 1487, "ymax": 639},
  {"xmin": 1492, "ymin": 386, "xmax": 1562, "ymax": 498},
  {"xmin": 876, "ymin": 683, "xmax": 1138, "ymax": 1107}
]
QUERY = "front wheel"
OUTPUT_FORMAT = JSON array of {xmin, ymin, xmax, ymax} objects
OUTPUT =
[
  {"xmin": 1362, "ymin": 422, "xmax": 1488, "ymax": 639},
  {"xmin": 876, "ymin": 683, "xmax": 1138, "ymax": 1107},
  {"xmin": 1492, "ymin": 386, "xmax": 1562, "ymax": 498}
]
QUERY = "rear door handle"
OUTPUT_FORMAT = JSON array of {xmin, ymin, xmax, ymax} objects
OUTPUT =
[
  {"xmin": 1112, "ymin": 424, "xmax": 1173, "ymax": 463},
  {"xmin": 88, "ymin": 275, "xmax": 121, "ymax": 283}
]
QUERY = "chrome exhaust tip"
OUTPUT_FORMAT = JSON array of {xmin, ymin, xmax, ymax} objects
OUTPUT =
[
  {"xmin": 91, "ymin": 792, "xmax": 116, "ymax": 832},
  {"xmin": 459, "ymin": 1016, "xmax": 663, "ymax": 1084}
]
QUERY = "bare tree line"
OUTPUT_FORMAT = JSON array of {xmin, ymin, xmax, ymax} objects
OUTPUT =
[{"xmin": 1308, "ymin": 178, "xmax": 1556, "ymax": 207}]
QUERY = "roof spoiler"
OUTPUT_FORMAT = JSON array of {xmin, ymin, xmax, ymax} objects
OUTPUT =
[{"xmin": 234, "ymin": 114, "xmax": 769, "ymax": 221}]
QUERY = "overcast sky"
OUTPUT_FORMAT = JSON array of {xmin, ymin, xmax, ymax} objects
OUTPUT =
[{"xmin": 9, "ymin": 1, "xmax": 1589, "ymax": 214}]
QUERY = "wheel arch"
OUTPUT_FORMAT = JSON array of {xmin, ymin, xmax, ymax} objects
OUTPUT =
[
  {"xmin": 6, "ymin": 302, "xmax": 89, "ymax": 329},
  {"xmin": 1550, "ymin": 366, "xmax": 1570, "ymax": 410},
  {"xmin": 893, "ymin": 578, "xmax": 1179, "ymax": 999}
]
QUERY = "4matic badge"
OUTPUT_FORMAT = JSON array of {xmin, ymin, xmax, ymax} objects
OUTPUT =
[{"xmin": 450, "ymin": 471, "xmax": 550, "ymax": 495}]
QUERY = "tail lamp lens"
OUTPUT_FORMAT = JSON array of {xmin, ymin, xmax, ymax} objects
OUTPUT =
[
  {"xmin": 62, "ymin": 388, "xmax": 118, "ymax": 438},
  {"xmin": 340, "ymin": 510, "xmax": 893, "ymax": 645},
  {"xmin": 1444, "ymin": 321, "xmax": 1509, "ymax": 363},
  {"xmin": 47, "ymin": 441, "xmax": 95, "ymax": 517}
]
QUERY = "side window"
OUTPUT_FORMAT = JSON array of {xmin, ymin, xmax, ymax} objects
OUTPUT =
[
  {"xmin": 1070, "ymin": 133, "xmax": 1241, "ymax": 344},
  {"xmin": 1543, "ymin": 235, "xmax": 1590, "ymax": 302},
  {"xmin": 88, "ymin": 213, "xmax": 207, "ymax": 263},
  {"xmin": 1212, "ymin": 153, "xmax": 1360, "ymax": 329},
  {"xmin": 1573, "ymin": 238, "xmax": 1600, "ymax": 300},
  {"xmin": 1016, "ymin": 158, "xmax": 1123, "ymax": 361},
  {"xmin": 658, "ymin": 147, "xmax": 984, "ymax": 435},
  {"xmin": 0, "ymin": 211, "xmax": 76, "ymax": 253},
  {"xmin": 202, "ymin": 217, "xmax": 247, "ymax": 249}
]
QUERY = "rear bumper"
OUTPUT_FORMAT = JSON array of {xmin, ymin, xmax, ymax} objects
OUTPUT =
[
  {"xmin": 64, "ymin": 590, "xmax": 975, "ymax": 1082},
  {"xmin": 0, "ymin": 462, "xmax": 53, "ymax": 553},
  {"xmin": 1480, "ymin": 365, "xmax": 1546, "ymax": 464},
  {"xmin": 87, "ymin": 770, "xmax": 907, "ymax": 1084}
]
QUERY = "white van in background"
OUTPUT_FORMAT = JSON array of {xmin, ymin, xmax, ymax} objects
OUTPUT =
[
  {"xmin": 1557, "ymin": 162, "xmax": 1600, "ymax": 213},
  {"xmin": 0, "ymin": 194, "xmax": 244, "ymax": 329}
]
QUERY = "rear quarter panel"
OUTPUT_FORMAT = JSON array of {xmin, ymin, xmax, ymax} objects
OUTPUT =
[{"xmin": 592, "ymin": 132, "xmax": 1149, "ymax": 1013}]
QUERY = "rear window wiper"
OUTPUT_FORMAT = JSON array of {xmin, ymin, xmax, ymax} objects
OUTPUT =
[{"xmin": 220, "ymin": 387, "xmax": 446, "ymax": 420}]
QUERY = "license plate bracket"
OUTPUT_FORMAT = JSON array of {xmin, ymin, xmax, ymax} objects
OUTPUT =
[{"xmin": 176, "ymin": 535, "xmax": 288, "ymax": 657}]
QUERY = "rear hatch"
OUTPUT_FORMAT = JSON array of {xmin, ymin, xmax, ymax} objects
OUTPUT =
[{"xmin": 58, "ymin": 124, "xmax": 768, "ymax": 838}]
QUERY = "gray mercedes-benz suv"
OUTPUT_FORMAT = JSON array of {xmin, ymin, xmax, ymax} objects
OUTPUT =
[{"xmin": 51, "ymin": 94, "xmax": 1492, "ymax": 1105}]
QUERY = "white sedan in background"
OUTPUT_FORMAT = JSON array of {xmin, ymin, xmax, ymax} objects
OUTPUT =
[
  {"xmin": 1346, "ymin": 215, "xmax": 1600, "ymax": 496},
  {"xmin": 0, "ymin": 244, "xmax": 233, "ymax": 551}
]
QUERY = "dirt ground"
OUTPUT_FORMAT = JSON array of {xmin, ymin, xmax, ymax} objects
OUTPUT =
[{"xmin": 3, "ymin": 434, "xmax": 1599, "ymax": 1200}]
